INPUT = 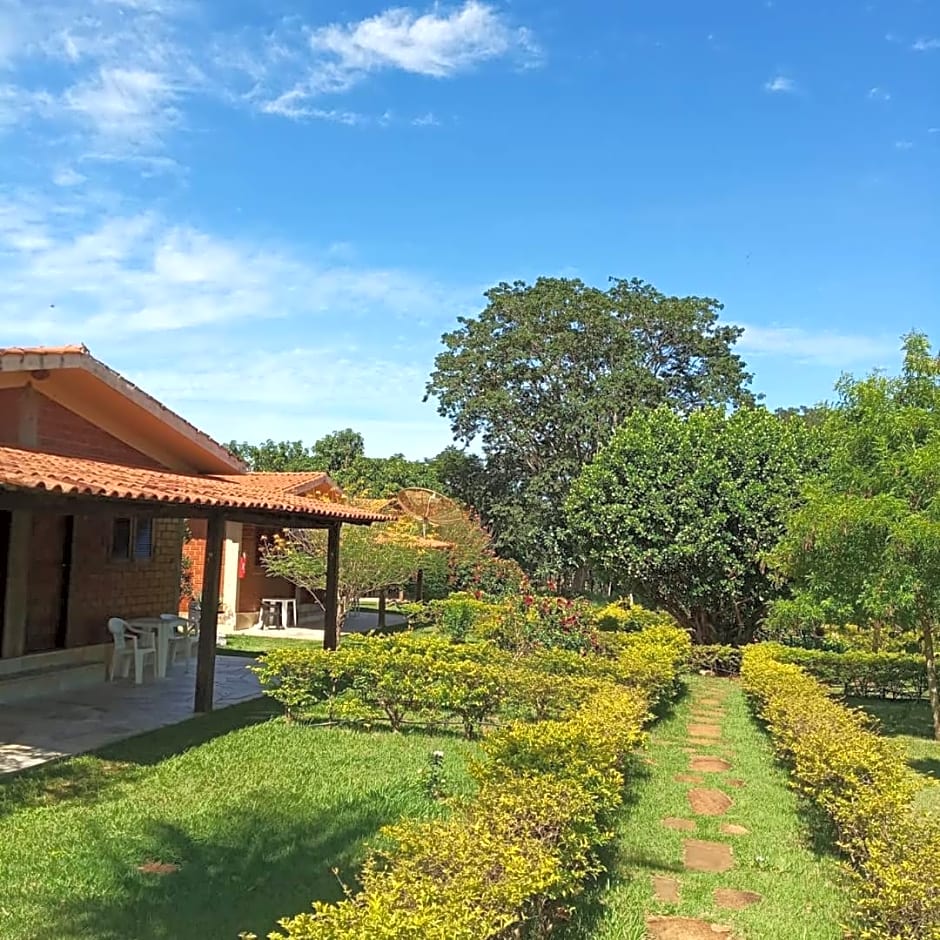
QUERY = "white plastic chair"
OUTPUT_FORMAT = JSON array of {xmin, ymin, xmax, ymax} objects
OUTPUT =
[
  {"xmin": 107, "ymin": 617, "xmax": 156, "ymax": 684},
  {"xmin": 162, "ymin": 613, "xmax": 199, "ymax": 672}
]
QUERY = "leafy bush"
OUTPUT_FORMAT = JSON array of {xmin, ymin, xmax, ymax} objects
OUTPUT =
[
  {"xmin": 258, "ymin": 632, "xmax": 680, "ymax": 940},
  {"xmin": 742, "ymin": 644, "xmax": 940, "ymax": 940},
  {"xmin": 689, "ymin": 644, "xmax": 743, "ymax": 677},
  {"xmin": 763, "ymin": 644, "xmax": 927, "ymax": 700},
  {"xmin": 593, "ymin": 601, "xmax": 677, "ymax": 633},
  {"xmin": 481, "ymin": 595, "xmax": 601, "ymax": 654}
]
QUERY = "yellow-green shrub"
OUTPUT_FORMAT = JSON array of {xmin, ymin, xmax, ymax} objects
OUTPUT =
[
  {"xmin": 250, "ymin": 626, "xmax": 684, "ymax": 940},
  {"xmin": 742, "ymin": 644, "xmax": 940, "ymax": 940},
  {"xmin": 593, "ymin": 601, "xmax": 677, "ymax": 633}
]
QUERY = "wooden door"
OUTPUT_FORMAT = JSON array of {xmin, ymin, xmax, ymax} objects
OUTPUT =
[
  {"xmin": 25, "ymin": 514, "xmax": 73, "ymax": 654},
  {"xmin": 0, "ymin": 510, "xmax": 10, "ymax": 655}
]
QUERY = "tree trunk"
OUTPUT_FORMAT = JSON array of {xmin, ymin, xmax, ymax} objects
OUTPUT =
[
  {"xmin": 377, "ymin": 588, "xmax": 387, "ymax": 630},
  {"xmin": 922, "ymin": 620, "xmax": 940, "ymax": 741},
  {"xmin": 872, "ymin": 619, "xmax": 882, "ymax": 653}
]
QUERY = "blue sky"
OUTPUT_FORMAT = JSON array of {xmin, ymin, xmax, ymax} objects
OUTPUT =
[{"xmin": 0, "ymin": 0, "xmax": 937, "ymax": 459}]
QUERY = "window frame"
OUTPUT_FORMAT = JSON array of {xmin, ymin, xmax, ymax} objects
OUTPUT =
[{"xmin": 110, "ymin": 515, "xmax": 155, "ymax": 562}]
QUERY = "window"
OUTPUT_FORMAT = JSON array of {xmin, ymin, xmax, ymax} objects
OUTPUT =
[{"xmin": 111, "ymin": 516, "xmax": 154, "ymax": 561}]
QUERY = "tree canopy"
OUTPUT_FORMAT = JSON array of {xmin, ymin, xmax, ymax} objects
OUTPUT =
[
  {"xmin": 767, "ymin": 332, "xmax": 940, "ymax": 738},
  {"xmin": 567, "ymin": 405, "xmax": 818, "ymax": 643},
  {"xmin": 425, "ymin": 276, "xmax": 755, "ymax": 577}
]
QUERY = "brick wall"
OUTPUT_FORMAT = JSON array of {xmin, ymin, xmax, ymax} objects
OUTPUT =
[
  {"xmin": 37, "ymin": 394, "xmax": 161, "ymax": 467},
  {"xmin": 0, "ymin": 388, "xmax": 19, "ymax": 444},
  {"xmin": 66, "ymin": 515, "xmax": 184, "ymax": 648},
  {"xmin": 184, "ymin": 518, "xmax": 208, "ymax": 600}
]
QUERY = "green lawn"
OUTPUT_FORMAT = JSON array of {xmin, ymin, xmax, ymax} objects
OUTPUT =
[
  {"xmin": 849, "ymin": 696, "xmax": 940, "ymax": 813},
  {"xmin": 561, "ymin": 677, "xmax": 850, "ymax": 940},
  {"xmin": 219, "ymin": 633, "xmax": 322, "ymax": 655},
  {"xmin": 0, "ymin": 700, "xmax": 477, "ymax": 940}
]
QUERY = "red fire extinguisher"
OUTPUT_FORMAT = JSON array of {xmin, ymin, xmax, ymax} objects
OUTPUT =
[{"xmin": 238, "ymin": 552, "xmax": 247, "ymax": 579}]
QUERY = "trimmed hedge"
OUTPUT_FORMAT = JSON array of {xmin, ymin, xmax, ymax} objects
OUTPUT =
[
  {"xmin": 742, "ymin": 644, "xmax": 940, "ymax": 940},
  {"xmin": 763, "ymin": 644, "xmax": 927, "ymax": 700},
  {"xmin": 248, "ymin": 625, "xmax": 690, "ymax": 939}
]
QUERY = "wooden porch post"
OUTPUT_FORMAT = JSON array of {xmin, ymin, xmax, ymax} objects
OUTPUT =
[
  {"xmin": 194, "ymin": 512, "xmax": 225, "ymax": 713},
  {"xmin": 377, "ymin": 587, "xmax": 387, "ymax": 630},
  {"xmin": 323, "ymin": 522, "xmax": 341, "ymax": 651}
]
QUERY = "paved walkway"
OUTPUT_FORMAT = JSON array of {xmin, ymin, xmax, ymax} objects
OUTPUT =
[
  {"xmin": 0, "ymin": 656, "xmax": 262, "ymax": 775},
  {"xmin": 235, "ymin": 609, "xmax": 407, "ymax": 642}
]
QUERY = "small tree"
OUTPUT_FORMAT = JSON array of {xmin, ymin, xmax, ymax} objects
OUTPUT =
[
  {"xmin": 263, "ymin": 519, "xmax": 426, "ymax": 630},
  {"xmin": 567, "ymin": 406, "xmax": 817, "ymax": 643},
  {"xmin": 768, "ymin": 333, "xmax": 940, "ymax": 739}
]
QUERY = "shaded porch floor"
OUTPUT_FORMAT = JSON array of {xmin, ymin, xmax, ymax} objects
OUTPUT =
[{"xmin": 0, "ymin": 657, "xmax": 262, "ymax": 775}]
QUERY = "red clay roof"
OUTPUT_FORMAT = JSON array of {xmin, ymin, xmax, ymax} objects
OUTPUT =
[
  {"xmin": 215, "ymin": 471, "xmax": 332, "ymax": 494},
  {"xmin": 0, "ymin": 445, "xmax": 388, "ymax": 524},
  {"xmin": 0, "ymin": 345, "xmax": 89, "ymax": 356}
]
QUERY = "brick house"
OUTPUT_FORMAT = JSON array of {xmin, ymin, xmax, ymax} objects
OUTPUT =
[
  {"xmin": 0, "ymin": 346, "xmax": 385, "ymax": 708},
  {"xmin": 184, "ymin": 472, "xmax": 344, "ymax": 630}
]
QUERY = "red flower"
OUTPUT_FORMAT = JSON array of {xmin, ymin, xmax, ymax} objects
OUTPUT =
[{"xmin": 523, "ymin": 594, "xmax": 534, "ymax": 607}]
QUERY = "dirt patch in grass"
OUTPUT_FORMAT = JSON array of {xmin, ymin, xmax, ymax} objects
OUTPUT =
[
  {"xmin": 662, "ymin": 817, "xmax": 696, "ymax": 831},
  {"xmin": 688, "ymin": 789, "xmax": 733, "ymax": 816},
  {"xmin": 713, "ymin": 888, "xmax": 762, "ymax": 911},
  {"xmin": 690, "ymin": 756, "xmax": 731, "ymax": 773},
  {"xmin": 683, "ymin": 839, "xmax": 733, "ymax": 873},
  {"xmin": 675, "ymin": 773, "xmax": 704, "ymax": 784},
  {"xmin": 653, "ymin": 875, "xmax": 681, "ymax": 903},
  {"xmin": 687, "ymin": 724, "xmax": 722, "ymax": 740},
  {"xmin": 646, "ymin": 915, "xmax": 735, "ymax": 939},
  {"xmin": 137, "ymin": 861, "xmax": 180, "ymax": 875},
  {"xmin": 719, "ymin": 823, "xmax": 749, "ymax": 836}
]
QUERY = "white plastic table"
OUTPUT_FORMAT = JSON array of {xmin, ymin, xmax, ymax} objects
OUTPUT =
[{"xmin": 127, "ymin": 616, "xmax": 185, "ymax": 678}]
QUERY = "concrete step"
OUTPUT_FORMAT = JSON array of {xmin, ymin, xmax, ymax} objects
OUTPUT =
[{"xmin": 0, "ymin": 662, "xmax": 106, "ymax": 705}]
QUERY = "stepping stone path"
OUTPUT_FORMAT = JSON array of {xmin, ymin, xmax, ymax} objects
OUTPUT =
[
  {"xmin": 647, "ymin": 679, "xmax": 762, "ymax": 938},
  {"xmin": 687, "ymin": 788, "xmax": 734, "ymax": 816},
  {"xmin": 646, "ymin": 916, "xmax": 734, "ymax": 939},
  {"xmin": 683, "ymin": 839, "xmax": 734, "ymax": 873},
  {"xmin": 653, "ymin": 875, "xmax": 681, "ymax": 903}
]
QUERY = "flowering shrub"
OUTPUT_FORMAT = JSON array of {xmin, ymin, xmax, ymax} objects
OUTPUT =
[
  {"xmin": 742, "ymin": 644, "xmax": 940, "ymax": 940},
  {"xmin": 481, "ymin": 595, "xmax": 601, "ymax": 654},
  {"xmin": 249, "ymin": 625, "xmax": 687, "ymax": 940}
]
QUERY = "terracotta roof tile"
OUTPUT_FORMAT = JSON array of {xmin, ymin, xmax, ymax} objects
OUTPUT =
[
  {"xmin": 0, "ymin": 446, "xmax": 387, "ymax": 524},
  {"xmin": 215, "ymin": 471, "xmax": 332, "ymax": 494},
  {"xmin": 0, "ymin": 345, "xmax": 89, "ymax": 357}
]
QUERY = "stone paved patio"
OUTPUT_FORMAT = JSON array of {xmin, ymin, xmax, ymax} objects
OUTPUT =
[{"xmin": 0, "ymin": 656, "xmax": 262, "ymax": 775}]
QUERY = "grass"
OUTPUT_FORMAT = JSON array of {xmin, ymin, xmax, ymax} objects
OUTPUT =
[
  {"xmin": 848, "ymin": 696, "xmax": 940, "ymax": 813},
  {"xmin": 219, "ymin": 633, "xmax": 322, "ymax": 655},
  {"xmin": 560, "ymin": 677, "xmax": 850, "ymax": 940},
  {"xmin": 0, "ymin": 699, "xmax": 478, "ymax": 940}
]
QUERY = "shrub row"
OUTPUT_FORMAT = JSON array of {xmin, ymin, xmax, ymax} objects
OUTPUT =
[
  {"xmin": 253, "ymin": 627, "xmax": 687, "ymax": 939},
  {"xmin": 761, "ymin": 643, "xmax": 927, "ymax": 700},
  {"xmin": 254, "ymin": 628, "xmax": 689, "ymax": 736},
  {"xmin": 688, "ymin": 644, "xmax": 743, "ymax": 676},
  {"xmin": 741, "ymin": 644, "xmax": 940, "ymax": 940}
]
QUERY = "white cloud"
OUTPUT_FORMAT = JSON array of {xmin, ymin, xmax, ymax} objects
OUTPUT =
[
  {"xmin": 412, "ymin": 111, "xmax": 441, "ymax": 126},
  {"xmin": 912, "ymin": 37, "xmax": 940, "ymax": 51},
  {"xmin": 738, "ymin": 325, "xmax": 898, "ymax": 368},
  {"xmin": 764, "ymin": 75, "xmax": 796, "ymax": 94},
  {"xmin": 64, "ymin": 67, "xmax": 179, "ymax": 142},
  {"xmin": 253, "ymin": 2, "xmax": 539, "ymax": 117},
  {"xmin": 895, "ymin": 139, "xmax": 914, "ymax": 150},
  {"xmin": 310, "ymin": 1, "xmax": 535, "ymax": 82},
  {"xmin": 0, "ymin": 187, "xmax": 469, "ymax": 339},
  {"xmin": 929, "ymin": 127, "xmax": 940, "ymax": 134},
  {"xmin": 867, "ymin": 86, "xmax": 891, "ymax": 101},
  {"xmin": 52, "ymin": 166, "xmax": 87, "ymax": 187}
]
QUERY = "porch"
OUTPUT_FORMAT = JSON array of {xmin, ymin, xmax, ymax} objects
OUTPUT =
[{"xmin": 0, "ymin": 655, "xmax": 261, "ymax": 775}]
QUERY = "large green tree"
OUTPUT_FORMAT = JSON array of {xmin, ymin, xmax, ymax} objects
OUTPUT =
[
  {"xmin": 768, "ymin": 333, "xmax": 940, "ymax": 739},
  {"xmin": 566, "ymin": 406, "xmax": 817, "ymax": 643},
  {"xmin": 425, "ymin": 276, "xmax": 755, "ymax": 577}
]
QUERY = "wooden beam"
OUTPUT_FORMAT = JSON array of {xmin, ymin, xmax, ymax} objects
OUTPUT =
[
  {"xmin": 415, "ymin": 568, "xmax": 424, "ymax": 602},
  {"xmin": 377, "ymin": 587, "xmax": 387, "ymax": 630},
  {"xmin": 194, "ymin": 512, "xmax": 225, "ymax": 713},
  {"xmin": 323, "ymin": 521, "xmax": 341, "ymax": 651}
]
